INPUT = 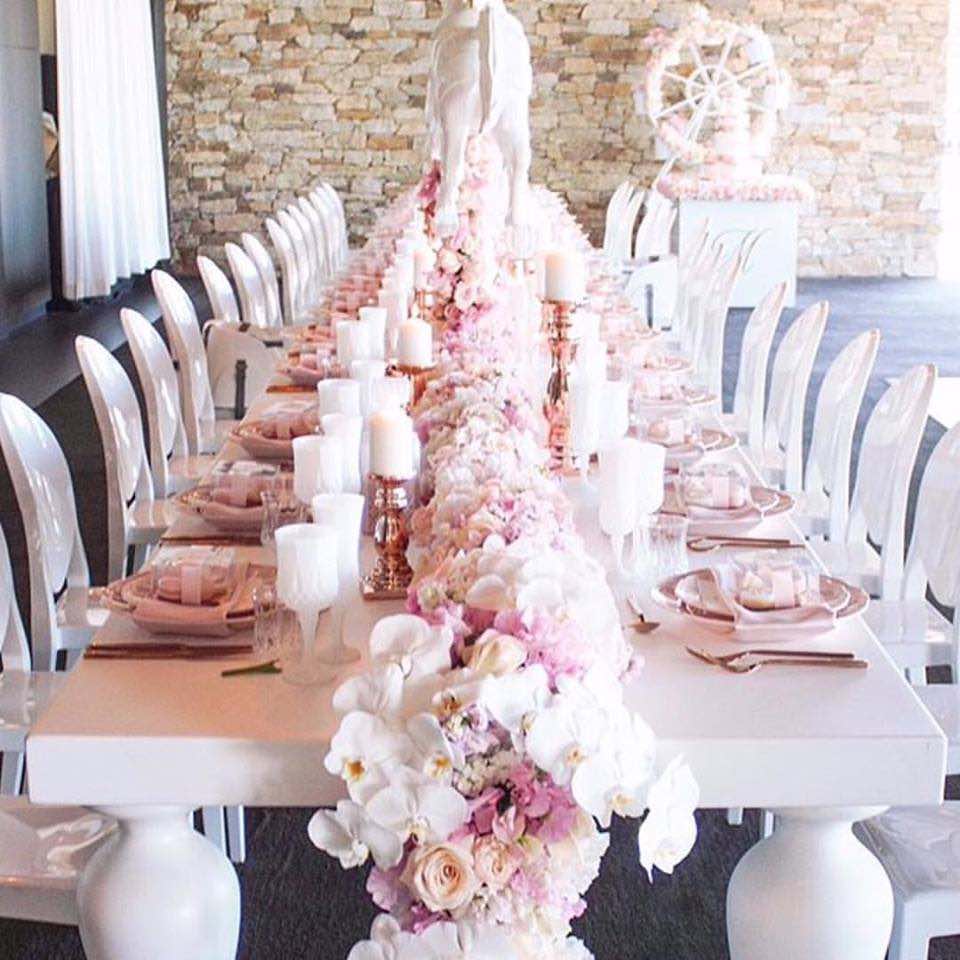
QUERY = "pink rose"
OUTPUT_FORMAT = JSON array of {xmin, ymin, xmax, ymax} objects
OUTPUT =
[
  {"xmin": 402, "ymin": 841, "xmax": 477, "ymax": 914},
  {"xmin": 472, "ymin": 836, "xmax": 520, "ymax": 891}
]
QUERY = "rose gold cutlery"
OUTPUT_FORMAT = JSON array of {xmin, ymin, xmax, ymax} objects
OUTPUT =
[
  {"xmin": 686, "ymin": 646, "xmax": 868, "ymax": 674},
  {"xmin": 86, "ymin": 642, "xmax": 253, "ymax": 661},
  {"xmin": 160, "ymin": 535, "xmax": 263, "ymax": 547},
  {"xmin": 687, "ymin": 536, "xmax": 804, "ymax": 553}
]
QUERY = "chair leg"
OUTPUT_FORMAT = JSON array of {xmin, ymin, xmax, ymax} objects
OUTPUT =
[
  {"xmin": 131, "ymin": 542, "xmax": 150, "ymax": 576},
  {"xmin": 201, "ymin": 806, "xmax": 227, "ymax": 854},
  {"xmin": 887, "ymin": 902, "xmax": 929, "ymax": 960},
  {"xmin": 0, "ymin": 750, "xmax": 24, "ymax": 796},
  {"xmin": 64, "ymin": 648, "xmax": 84, "ymax": 670},
  {"xmin": 727, "ymin": 807, "xmax": 744, "ymax": 826},
  {"xmin": 760, "ymin": 810, "xmax": 775, "ymax": 838},
  {"xmin": 225, "ymin": 806, "xmax": 246, "ymax": 864}
]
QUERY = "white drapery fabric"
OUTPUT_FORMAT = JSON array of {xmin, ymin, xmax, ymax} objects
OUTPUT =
[{"xmin": 56, "ymin": 0, "xmax": 170, "ymax": 299}]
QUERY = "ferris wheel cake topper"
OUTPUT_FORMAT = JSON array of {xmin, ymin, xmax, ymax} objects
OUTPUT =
[{"xmin": 639, "ymin": 4, "xmax": 793, "ymax": 187}]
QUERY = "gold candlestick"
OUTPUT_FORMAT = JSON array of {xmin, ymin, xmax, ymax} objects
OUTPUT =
[
  {"xmin": 388, "ymin": 362, "xmax": 436, "ymax": 410},
  {"xmin": 361, "ymin": 475, "xmax": 414, "ymax": 601},
  {"xmin": 543, "ymin": 299, "xmax": 576, "ymax": 475}
]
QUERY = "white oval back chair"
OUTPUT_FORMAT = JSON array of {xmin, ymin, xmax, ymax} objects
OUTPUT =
[
  {"xmin": 799, "ymin": 329, "xmax": 880, "ymax": 538},
  {"xmin": 679, "ymin": 241, "xmax": 723, "ymax": 361},
  {"xmin": 225, "ymin": 243, "xmax": 269, "ymax": 330},
  {"xmin": 76, "ymin": 337, "xmax": 176, "ymax": 582},
  {"xmin": 121, "ymin": 309, "xmax": 212, "ymax": 498},
  {"xmin": 308, "ymin": 187, "xmax": 339, "ymax": 272},
  {"xmin": 755, "ymin": 300, "xmax": 828, "ymax": 491},
  {"xmin": 286, "ymin": 204, "xmax": 322, "ymax": 305},
  {"xmin": 319, "ymin": 182, "xmax": 349, "ymax": 264},
  {"xmin": 0, "ymin": 522, "xmax": 69, "ymax": 795},
  {"xmin": 602, "ymin": 180, "xmax": 634, "ymax": 259},
  {"xmin": 0, "ymin": 394, "xmax": 106, "ymax": 671},
  {"xmin": 241, "ymin": 232, "xmax": 283, "ymax": 329},
  {"xmin": 298, "ymin": 196, "xmax": 330, "ymax": 284},
  {"xmin": 634, "ymin": 191, "xmax": 676, "ymax": 261},
  {"xmin": 151, "ymin": 269, "xmax": 218, "ymax": 456},
  {"xmin": 278, "ymin": 209, "xmax": 316, "ymax": 311},
  {"xmin": 197, "ymin": 255, "xmax": 241, "ymax": 326},
  {"xmin": 266, "ymin": 217, "xmax": 302, "ymax": 325},
  {"xmin": 812, "ymin": 363, "xmax": 936, "ymax": 599},
  {"xmin": 721, "ymin": 281, "xmax": 787, "ymax": 451}
]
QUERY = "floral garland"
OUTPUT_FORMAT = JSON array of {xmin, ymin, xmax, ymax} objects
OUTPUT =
[{"xmin": 309, "ymin": 138, "xmax": 698, "ymax": 960}]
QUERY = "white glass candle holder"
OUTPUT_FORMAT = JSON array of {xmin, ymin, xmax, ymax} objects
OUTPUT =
[
  {"xmin": 275, "ymin": 523, "xmax": 338, "ymax": 686},
  {"xmin": 350, "ymin": 359, "xmax": 388, "ymax": 418},
  {"xmin": 358, "ymin": 306, "xmax": 388, "ymax": 360},
  {"xmin": 321, "ymin": 413, "xmax": 363, "ymax": 494},
  {"xmin": 293, "ymin": 435, "xmax": 343, "ymax": 505},
  {"xmin": 600, "ymin": 380, "xmax": 631, "ymax": 446},
  {"xmin": 317, "ymin": 379, "xmax": 361, "ymax": 418}
]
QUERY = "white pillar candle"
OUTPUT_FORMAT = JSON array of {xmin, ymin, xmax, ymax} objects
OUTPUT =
[
  {"xmin": 397, "ymin": 319, "xmax": 433, "ymax": 368},
  {"xmin": 350, "ymin": 359, "xmax": 388, "ymax": 417},
  {"xmin": 569, "ymin": 376, "xmax": 602, "ymax": 460},
  {"xmin": 293, "ymin": 435, "xmax": 343, "ymax": 504},
  {"xmin": 543, "ymin": 250, "xmax": 586, "ymax": 303},
  {"xmin": 597, "ymin": 437, "xmax": 641, "ymax": 536},
  {"xmin": 358, "ymin": 306, "xmax": 388, "ymax": 360},
  {"xmin": 414, "ymin": 247, "xmax": 436, "ymax": 291},
  {"xmin": 311, "ymin": 493, "xmax": 365, "ymax": 584},
  {"xmin": 321, "ymin": 413, "xmax": 363, "ymax": 494},
  {"xmin": 317, "ymin": 379, "xmax": 361, "ymax": 418},
  {"xmin": 369, "ymin": 408, "xmax": 414, "ymax": 479}
]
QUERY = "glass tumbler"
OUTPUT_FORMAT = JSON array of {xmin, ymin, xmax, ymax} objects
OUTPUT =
[{"xmin": 632, "ymin": 513, "xmax": 690, "ymax": 590}]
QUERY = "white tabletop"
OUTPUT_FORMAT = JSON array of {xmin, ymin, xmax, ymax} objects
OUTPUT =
[{"xmin": 27, "ymin": 389, "xmax": 947, "ymax": 811}]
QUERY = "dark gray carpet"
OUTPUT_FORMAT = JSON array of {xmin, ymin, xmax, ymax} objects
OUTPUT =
[{"xmin": 1, "ymin": 277, "xmax": 959, "ymax": 959}]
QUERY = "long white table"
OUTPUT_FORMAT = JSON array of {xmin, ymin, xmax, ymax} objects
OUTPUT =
[{"xmin": 28, "ymin": 384, "xmax": 946, "ymax": 960}]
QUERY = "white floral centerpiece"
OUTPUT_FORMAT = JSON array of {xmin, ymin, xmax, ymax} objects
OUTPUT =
[{"xmin": 310, "ymin": 137, "xmax": 698, "ymax": 959}]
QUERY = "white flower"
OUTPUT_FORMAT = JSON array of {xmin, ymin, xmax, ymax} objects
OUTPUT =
[
  {"xmin": 369, "ymin": 614, "xmax": 453, "ymax": 682},
  {"xmin": 559, "ymin": 938, "xmax": 594, "ymax": 960},
  {"xmin": 406, "ymin": 712, "xmax": 460, "ymax": 782},
  {"xmin": 332, "ymin": 662, "xmax": 404, "ymax": 717},
  {"xmin": 549, "ymin": 810, "xmax": 610, "ymax": 894},
  {"xmin": 307, "ymin": 800, "xmax": 402, "ymax": 870},
  {"xmin": 638, "ymin": 757, "xmax": 699, "ymax": 879},
  {"xmin": 571, "ymin": 713, "xmax": 657, "ymax": 827},
  {"xmin": 324, "ymin": 711, "xmax": 412, "ymax": 803},
  {"xmin": 366, "ymin": 767, "xmax": 468, "ymax": 844},
  {"xmin": 347, "ymin": 915, "xmax": 426, "ymax": 960},
  {"xmin": 465, "ymin": 630, "xmax": 527, "ymax": 676},
  {"xmin": 480, "ymin": 664, "xmax": 550, "ymax": 737}
]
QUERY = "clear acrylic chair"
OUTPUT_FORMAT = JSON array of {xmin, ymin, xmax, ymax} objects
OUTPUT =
[
  {"xmin": 810, "ymin": 363, "xmax": 936, "ymax": 599},
  {"xmin": 75, "ymin": 336, "xmax": 178, "ymax": 582},
  {"xmin": 0, "ymin": 394, "xmax": 107, "ymax": 671},
  {"xmin": 121, "ymin": 309, "xmax": 214, "ymax": 498}
]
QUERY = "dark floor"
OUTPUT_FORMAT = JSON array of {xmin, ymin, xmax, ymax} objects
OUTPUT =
[{"xmin": 1, "ymin": 276, "xmax": 959, "ymax": 959}]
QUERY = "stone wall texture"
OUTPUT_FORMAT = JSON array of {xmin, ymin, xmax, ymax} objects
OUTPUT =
[{"xmin": 164, "ymin": 0, "xmax": 949, "ymax": 277}]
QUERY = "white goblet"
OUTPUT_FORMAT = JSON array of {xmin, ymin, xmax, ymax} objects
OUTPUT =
[
  {"xmin": 370, "ymin": 376, "xmax": 411, "ymax": 413},
  {"xmin": 600, "ymin": 380, "xmax": 630, "ymax": 446},
  {"xmin": 570, "ymin": 375, "xmax": 602, "ymax": 484},
  {"xmin": 598, "ymin": 438, "xmax": 641, "ymax": 573},
  {"xmin": 630, "ymin": 441, "xmax": 667, "ymax": 573},
  {"xmin": 350, "ymin": 359, "xmax": 388, "ymax": 418},
  {"xmin": 275, "ymin": 524, "xmax": 338, "ymax": 686},
  {"xmin": 311, "ymin": 493, "xmax": 365, "ymax": 667},
  {"xmin": 293, "ymin": 435, "xmax": 343, "ymax": 505},
  {"xmin": 317, "ymin": 379, "xmax": 361, "ymax": 418},
  {"xmin": 321, "ymin": 413, "xmax": 363, "ymax": 494}
]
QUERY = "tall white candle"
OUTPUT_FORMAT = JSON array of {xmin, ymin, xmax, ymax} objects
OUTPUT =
[
  {"xmin": 336, "ymin": 321, "xmax": 371, "ymax": 369},
  {"xmin": 543, "ymin": 250, "xmax": 586, "ymax": 303},
  {"xmin": 414, "ymin": 247, "xmax": 436, "ymax": 291},
  {"xmin": 358, "ymin": 306, "xmax": 387, "ymax": 360},
  {"xmin": 369, "ymin": 408, "xmax": 414, "ymax": 479},
  {"xmin": 397, "ymin": 319, "xmax": 433, "ymax": 368}
]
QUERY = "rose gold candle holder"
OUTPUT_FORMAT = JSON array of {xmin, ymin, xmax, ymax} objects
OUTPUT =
[
  {"xmin": 388, "ymin": 363, "xmax": 436, "ymax": 410},
  {"xmin": 361, "ymin": 475, "xmax": 413, "ymax": 601},
  {"xmin": 543, "ymin": 299, "xmax": 575, "ymax": 475}
]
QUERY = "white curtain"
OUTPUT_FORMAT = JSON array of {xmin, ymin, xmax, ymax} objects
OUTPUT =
[{"xmin": 56, "ymin": 0, "xmax": 170, "ymax": 299}]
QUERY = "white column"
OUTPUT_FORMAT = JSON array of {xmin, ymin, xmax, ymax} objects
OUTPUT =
[
  {"xmin": 727, "ymin": 806, "xmax": 893, "ymax": 960},
  {"xmin": 77, "ymin": 806, "xmax": 241, "ymax": 960}
]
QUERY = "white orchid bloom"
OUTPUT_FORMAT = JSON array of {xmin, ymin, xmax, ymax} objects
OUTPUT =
[
  {"xmin": 464, "ymin": 572, "xmax": 511, "ymax": 611},
  {"xmin": 365, "ymin": 767, "xmax": 468, "ymax": 844},
  {"xmin": 332, "ymin": 662, "xmax": 404, "ymax": 717},
  {"xmin": 307, "ymin": 800, "xmax": 403, "ymax": 870},
  {"xmin": 571, "ymin": 713, "xmax": 657, "ymax": 827},
  {"xmin": 324, "ymin": 711, "xmax": 412, "ymax": 803},
  {"xmin": 638, "ymin": 757, "xmax": 700, "ymax": 880},
  {"xmin": 454, "ymin": 919, "xmax": 519, "ymax": 959},
  {"xmin": 406, "ymin": 712, "xmax": 460, "ymax": 782},
  {"xmin": 480, "ymin": 664, "xmax": 550, "ymax": 737},
  {"xmin": 369, "ymin": 614, "xmax": 453, "ymax": 681},
  {"xmin": 526, "ymin": 696, "xmax": 608, "ymax": 786},
  {"xmin": 429, "ymin": 667, "xmax": 486, "ymax": 721},
  {"xmin": 347, "ymin": 915, "xmax": 428, "ymax": 960}
]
